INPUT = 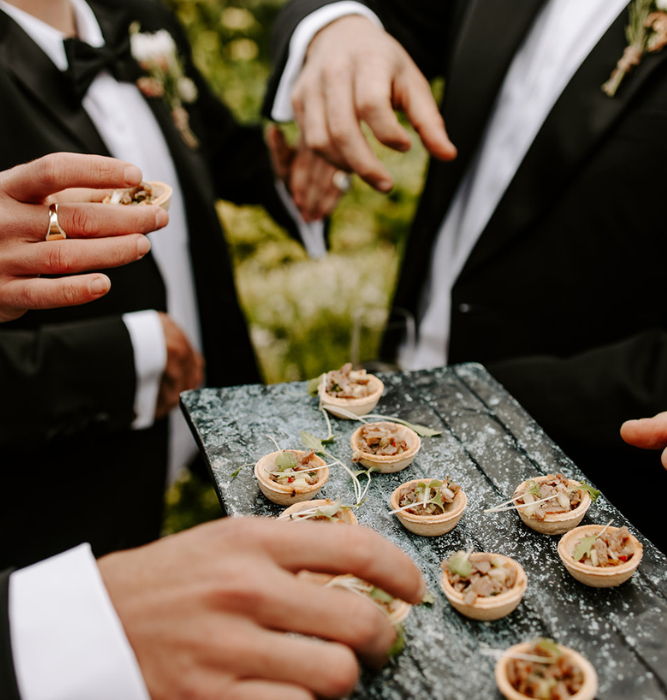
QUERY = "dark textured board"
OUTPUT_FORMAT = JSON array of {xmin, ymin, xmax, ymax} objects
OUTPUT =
[{"xmin": 181, "ymin": 364, "xmax": 667, "ymax": 700}]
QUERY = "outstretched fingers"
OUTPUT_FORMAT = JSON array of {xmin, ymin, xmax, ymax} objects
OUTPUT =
[{"xmin": 0, "ymin": 152, "xmax": 143, "ymax": 203}]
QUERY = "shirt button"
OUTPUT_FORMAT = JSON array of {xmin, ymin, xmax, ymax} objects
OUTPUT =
[{"xmin": 459, "ymin": 303, "xmax": 471, "ymax": 313}]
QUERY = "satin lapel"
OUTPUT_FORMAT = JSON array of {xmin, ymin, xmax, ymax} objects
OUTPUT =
[
  {"xmin": 463, "ymin": 4, "xmax": 667, "ymax": 273},
  {"xmin": 438, "ymin": 0, "xmax": 548, "ymax": 194},
  {"xmin": 0, "ymin": 11, "xmax": 108, "ymax": 155}
]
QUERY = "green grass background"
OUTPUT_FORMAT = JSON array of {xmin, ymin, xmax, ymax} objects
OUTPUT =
[{"xmin": 161, "ymin": 0, "xmax": 430, "ymax": 533}]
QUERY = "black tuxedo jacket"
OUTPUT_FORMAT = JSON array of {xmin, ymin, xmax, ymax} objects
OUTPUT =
[
  {"xmin": 266, "ymin": 0, "xmax": 667, "ymax": 549},
  {"xmin": 0, "ymin": 0, "xmax": 296, "ymax": 569}
]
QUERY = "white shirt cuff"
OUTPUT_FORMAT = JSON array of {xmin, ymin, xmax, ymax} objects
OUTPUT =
[
  {"xmin": 122, "ymin": 310, "xmax": 167, "ymax": 430},
  {"xmin": 9, "ymin": 544, "xmax": 150, "ymax": 700},
  {"xmin": 275, "ymin": 180, "xmax": 327, "ymax": 258},
  {"xmin": 271, "ymin": 2, "xmax": 383, "ymax": 122}
]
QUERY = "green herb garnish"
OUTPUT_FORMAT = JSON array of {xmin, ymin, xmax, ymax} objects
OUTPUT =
[
  {"xmin": 448, "ymin": 551, "xmax": 473, "ymax": 579},
  {"xmin": 578, "ymin": 482, "xmax": 601, "ymax": 503},
  {"xmin": 387, "ymin": 625, "xmax": 406, "ymax": 658},
  {"xmin": 274, "ymin": 451, "xmax": 298, "ymax": 471}
]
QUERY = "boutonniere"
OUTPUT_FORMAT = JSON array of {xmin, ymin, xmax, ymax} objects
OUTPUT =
[
  {"xmin": 129, "ymin": 22, "xmax": 200, "ymax": 149},
  {"xmin": 603, "ymin": 0, "xmax": 667, "ymax": 96}
]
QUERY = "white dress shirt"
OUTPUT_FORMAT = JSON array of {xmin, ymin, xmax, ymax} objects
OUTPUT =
[{"xmin": 271, "ymin": 0, "xmax": 629, "ymax": 370}]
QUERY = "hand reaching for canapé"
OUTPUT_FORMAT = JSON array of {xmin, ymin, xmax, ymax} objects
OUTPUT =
[
  {"xmin": 99, "ymin": 516, "xmax": 425, "ymax": 700},
  {"xmin": 291, "ymin": 16, "xmax": 457, "ymax": 193},
  {"xmin": 0, "ymin": 153, "xmax": 168, "ymax": 322}
]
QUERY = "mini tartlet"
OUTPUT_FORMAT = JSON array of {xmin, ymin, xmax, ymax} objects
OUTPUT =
[
  {"xmin": 103, "ymin": 181, "xmax": 173, "ymax": 211},
  {"xmin": 350, "ymin": 421, "xmax": 420, "ymax": 473},
  {"xmin": 495, "ymin": 639, "xmax": 598, "ymax": 700},
  {"xmin": 318, "ymin": 363, "xmax": 384, "ymax": 419},
  {"xmin": 557, "ymin": 524, "xmax": 643, "ymax": 587},
  {"xmin": 390, "ymin": 477, "xmax": 467, "ymax": 536},
  {"xmin": 279, "ymin": 498, "xmax": 358, "ymax": 525},
  {"xmin": 254, "ymin": 449, "xmax": 328, "ymax": 506},
  {"xmin": 318, "ymin": 573, "xmax": 411, "ymax": 625},
  {"xmin": 440, "ymin": 551, "xmax": 527, "ymax": 621},
  {"xmin": 513, "ymin": 474, "xmax": 592, "ymax": 535}
]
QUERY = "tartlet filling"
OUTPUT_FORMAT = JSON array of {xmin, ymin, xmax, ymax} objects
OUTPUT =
[
  {"xmin": 267, "ymin": 450, "xmax": 320, "ymax": 488},
  {"xmin": 103, "ymin": 182, "xmax": 155, "ymax": 205},
  {"xmin": 515, "ymin": 474, "xmax": 582, "ymax": 521},
  {"xmin": 324, "ymin": 363, "xmax": 373, "ymax": 399},
  {"xmin": 573, "ymin": 526, "xmax": 634, "ymax": 567},
  {"xmin": 506, "ymin": 638, "xmax": 585, "ymax": 700},
  {"xmin": 280, "ymin": 499, "xmax": 350, "ymax": 523},
  {"xmin": 352, "ymin": 423, "xmax": 408, "ymax": 461},
  {"xmin": 442, "ymin": 551, "xmax": 518, "ymax": 606},
  {"xmin": 398, "ymin": 477, "xmax": 460, "ymax": 516}
]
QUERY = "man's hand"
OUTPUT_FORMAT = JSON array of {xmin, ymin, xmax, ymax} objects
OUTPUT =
[
  {"xmin": 0, "ymin": 153, "xmax": 169, "ymax": 322},
  {"xmin": 98, "ymin": 517, "xmax": 425, "ymax": 700},
  {"xmin": 291, "ymin": 15, "xmax": 457, "ymax": 193},
  {"xmin": 266, "ymin": 123, "xmax": 343, "ymax": 222},
  {"xmin": 621, "ymin": 412, "xmax": 667, "ymax": 469},
  {"xmin": 155, "ymin": 312, "xmax": 205, "ymax": 419}
]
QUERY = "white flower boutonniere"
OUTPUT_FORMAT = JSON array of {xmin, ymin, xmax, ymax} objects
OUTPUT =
[
  {"xmin": 130, "ymin": 22, "xmax": 200, "ymax": 148},
  {"xmin": 603, "ymin": 0, "xmax": 667, "ymax": 96}
]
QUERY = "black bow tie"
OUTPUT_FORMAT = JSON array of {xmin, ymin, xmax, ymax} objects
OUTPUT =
[{"xmin": 64, "ymin": 27, "xmax": 139, "ymax": 101}]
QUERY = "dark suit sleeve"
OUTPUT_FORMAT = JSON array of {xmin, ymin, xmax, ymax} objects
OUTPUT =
[
  {"xmin": 0, "ymin": 317, "xmax": 136, "ymax": 451},
  {"xmin": 263, "ymin": 0, "xmax": 456, "ymax": 113},
  {"xmin": 487, "ymin": 330, "xmax": 667, "ymax": 454},
  {"xmin": 0, "ymin": 570, "xmax": 21, "ymax": 700}
]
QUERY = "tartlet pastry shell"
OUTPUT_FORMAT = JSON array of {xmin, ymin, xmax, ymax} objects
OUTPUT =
[
  {"xmin": 513, "ymin": 476, "xmax": 591, "ymax": 535},
  {"xmin": 557, "ymin": 524, "xmax": 643, "ymax": 587},
  {"xmin": 145, "ymin": 181, "xmax": 172, "ymax": 211},
  {"xmin": 350, "ymin": 422, "xmax": 421, "ymax": 473},
  {"xmin": 280, "ymin": 499, "xmax": 358, "ymax": 525},
  {"xmin": 254, "ymin": 450, "xmax": 328, "ymax": 506},
  {"xmin": 319, "ymin": 374, "xmax": 384, "ymax": 419},
  {"xmin": 390, "ymin": 478, "xmax": 467, "ymax": 536},
  {"xmin": 440, "ymin": 553, "xmax": 527, "ymax": 621},
  {"xmin": 495, "ymin": 641, "xmax": 598, "ymax": 700}
]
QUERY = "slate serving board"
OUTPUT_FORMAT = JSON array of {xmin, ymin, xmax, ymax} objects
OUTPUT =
[{"xmin": 181, "ymin": 363, "xmax": 667, "ymax": 700}]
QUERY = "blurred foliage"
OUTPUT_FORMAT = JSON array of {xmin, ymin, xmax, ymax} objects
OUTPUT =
[{"xmin": 161, "ymin": 0, "xmax": 429, "ymax": 530}]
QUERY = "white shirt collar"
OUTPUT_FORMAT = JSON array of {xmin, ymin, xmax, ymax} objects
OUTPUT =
[{"xmin": 0, "ymin": 0, "xmax": 104, "ymax": 70}]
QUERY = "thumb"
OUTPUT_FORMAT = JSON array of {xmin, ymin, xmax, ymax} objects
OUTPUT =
[
  {"xmin": 620, "ymin": 412, "xmax": 667, "ymax": 450},
  {"xmin": 266, "ymin": 124, "xmax": 294, "ymax": 183}
]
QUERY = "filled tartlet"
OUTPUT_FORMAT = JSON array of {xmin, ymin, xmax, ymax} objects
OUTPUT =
[
  {"xmin": 390, "ymin": 477, "xmax": 466, "ymax": 536},
  {"xmin": 103, "ymin": 181, "xmax": 172, "ymax": 211},
  {"xmin": 495, "ymin": 638, "xmax": 598, "ymax": 700},
  {"xmin": 440, "ymin": 551, "xmax": 527, "ymax": 620},
  {"xmin": 512, "ymin": 474, "xmax": 592, "ymax": 535},
  {"xmin": 350, "ymin": 421, "xmax": 420, "ymax": 473},
  {"xmin": 318, "ymin": 363, "xmax": 384, "ymax": 418},
  {"xmin": 325, "ymin": 574, "xmax": 411, "ymax": 625},
  {"xmin": 254, "ymin": 449, "xmax": 328, "ymax": 506},
  {"xmin": 278, "ymin": 498, "xmax": 358, "ymax": 524},
  {"xmin": 557, "ymin": 524, "xmax": 643, "ymax": 587}
]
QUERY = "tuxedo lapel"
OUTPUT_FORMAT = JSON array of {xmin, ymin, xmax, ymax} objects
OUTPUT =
[
  {"xmin": 0, "ymin": 11, "xmax": 108, "ymax": 155},
  {"xmin": 463, "ymin": 3, "xmax": 667, "ymax": 273}
]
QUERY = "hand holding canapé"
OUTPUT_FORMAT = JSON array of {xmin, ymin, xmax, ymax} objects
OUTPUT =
[{"xmin": 0, "ymin": 152, "xmax": 168, "ymax": 322}]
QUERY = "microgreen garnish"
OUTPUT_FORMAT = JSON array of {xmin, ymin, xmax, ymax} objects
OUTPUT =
[
  {"xmin": 420, "ymin": 590, "xmax": 435, "ymax": 607},
  {"xmin": 278, "ymin": 499, "xmax": 351, "ymax": 522},
  {"xmin": 230, "ymin": 465, "xmax": 243, "ymax": 479},
  {"xmin": 319, "ymin": 403, "xmax": 442, "ymax": 437},
  {"xmin": 527, "ymin": 480, "xmax": 541, "ymax": 497},
  {"xmin": 387, "ymin": 625, "xmax": 406, "ymax": 658},
  {"xmin": 572, "ymin": 519, "xmax": 614, "ymax": 562},
  {"xmin": 389, "ymin": 480, "xmax": 448, "ymax": 516},
  {"xmin": 274, "ymin": 451, "xmax": 298, "ymax": 471},
  {"xmin": 578, "ymin": 482, "xmax": 601, "ymax": 503},
  {"xmin": 307, "ymin": 374, "xmax": 325, "ymax": 397},
  {"xmin": 448, "ymin": 550, "xmax": 473, "ymax": 579},
  {"xmin": 300, "ymin": 431, "xmax": 375, "ymax": 506},
  {"xmin": 370, "ymin": 587, "xmax": 395, "ymax": 604},
  {"xmin": 535, "ymin": 638, "xmax": 562, "ymax": 659}
]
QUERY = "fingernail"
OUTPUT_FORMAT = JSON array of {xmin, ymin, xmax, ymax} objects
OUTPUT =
[
  {"xmin": 378, "ymin": 179, "xmax": 394, "ymax": 192},
  {"xmin": 137, "ymin": 236, "xmax": 151, "ymax": 256},
  {"xmin": 90, "ymin": 275, "xmax": 110, "ymax": 296},
  {"xmin": 155, "ymin": 208, "xmax": 169, "ymax": 229},
  {"xmin": 124, "ymin": 165, "xmax": 142, "ymax": 184}
]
